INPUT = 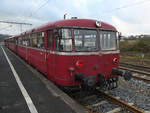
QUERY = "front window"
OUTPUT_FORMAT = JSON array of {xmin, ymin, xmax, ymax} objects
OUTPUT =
[
  {"xmin": 74, "ymin": 29, "xmax": 98, "ymax": 51},
  {"xmin": 100, "ymin": 31, "xmax": 117, "ymax": 50},
  {"xmin": 56, "ymin": 29, "xmax": 72, "ymax": 51}
]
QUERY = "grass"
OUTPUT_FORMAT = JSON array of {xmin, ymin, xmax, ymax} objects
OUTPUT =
[{"xmin": 119, "ymin": 37, "xmax": 150, "ymax": 67}]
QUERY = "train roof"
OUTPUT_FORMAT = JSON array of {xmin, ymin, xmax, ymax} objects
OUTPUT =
[
  {"xmin": 5, "ymin": 19, "xmax": 117, "ymax": 41},
  {"xmin": 24, "ymin": 19, "xmax": 117, "ymax": 34}
]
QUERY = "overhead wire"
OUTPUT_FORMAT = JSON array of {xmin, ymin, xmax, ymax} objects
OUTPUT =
[
  {"xmin": 102, "ymin": 0, "xmax": 150, "ymax": 16},
  {"xmin": 20, "ymin": 0, "xmax": 50, "ymax": 33},
  {"xmin": 29, "ymin": 0, "xmax": 50, "ymax": 17},
  {"xmin": 0, "ymin": 0, "xmax": 50, "ymax": 35}
]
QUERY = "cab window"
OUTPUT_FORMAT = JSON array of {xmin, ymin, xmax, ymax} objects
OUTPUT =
[
  {"xmin": 56, "ymin": 29, "xmax": 72, "ymax": 51},
  {"xmin": 74, "ymin": 29, "xmax": 98, "ymax": 51},
  {"xmin": 100, "ymin": 31, "xmax": 117, "ymax": 50}
]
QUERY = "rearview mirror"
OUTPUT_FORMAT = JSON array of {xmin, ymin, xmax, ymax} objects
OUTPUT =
[{"xmin": 118, "ymin": 32, "xmax": 122, "ymax": 41}]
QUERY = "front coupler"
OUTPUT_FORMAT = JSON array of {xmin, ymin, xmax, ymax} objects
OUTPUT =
[
  {"xmin": 98, "ymin": 73, "xmax": 118, "ymax": 90},
  {"xmin": 112, "ymin": 68, "xmax": 132, "ymax": 81},
  {"xmin": 75, "ymin": 73, "xmax": 96, "ymax": 90}
]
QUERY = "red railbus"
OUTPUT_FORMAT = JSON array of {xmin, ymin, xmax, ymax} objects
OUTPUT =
[{"xmin": 5, "ymin": 19, "xmax": 132, "ymax": 90}]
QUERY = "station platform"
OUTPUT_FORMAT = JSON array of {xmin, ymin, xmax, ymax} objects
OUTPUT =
[{"xmin": 0, "ymin": 46, "xmax": 87, "ymax": 113}]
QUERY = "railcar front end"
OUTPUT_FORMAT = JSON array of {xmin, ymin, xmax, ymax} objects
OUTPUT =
[{"xmin": 52, "ymin": 26, "xmax": 131, "ymax": 90}]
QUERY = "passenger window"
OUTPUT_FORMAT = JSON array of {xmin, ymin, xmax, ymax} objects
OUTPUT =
[
  {"xmin": 31, "ymin": 33, "xmax": 38, "ymax": 47},
  {"xmin": 29, "ymin": 34, "xmax": 32, "ymax": 47},
  {"xmin": 15, "ymin": 38, "xmax": 18, "ymax": 45},
  {"xmin": 22, "ymin": 35, "xmax": 28, "ymax": 46},
  {"xmin": 50, "ymin": 31, "xmax": 53, "ymax": 49},
  {"xmin": 56, "ymin": 29, "xmax": 72, "ymax": 51},
  {"xmin": 37, "ymin": 32, "xmax": 44, "ymax": 48},
  {"xmin": 100, "ymin": 31, "xmax": 117, "ymax": 50},
  {"xmin": 26, "ymin": 35, "xmax": 30, "ymax": 46},
  {"xmin": 18, "ymin": 36, "xmax": 22, "ymax": 45}
]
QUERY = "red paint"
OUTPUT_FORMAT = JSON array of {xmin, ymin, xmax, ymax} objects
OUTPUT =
[{"xmin": 4, "ymin": 19, "xmax": 119, "ymax": 87}]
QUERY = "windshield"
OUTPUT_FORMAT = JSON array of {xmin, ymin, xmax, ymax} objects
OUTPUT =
[
  {"xmin": 56, "ymin": 29, "xmax": 72, "ymax": 51},
  {"xmin": 74, "ymin": 29, "xmax": 98, "ymax": 51},
  {"xmin": 100, "ymin": 31, "xmax": 117, "ymax": 50}
]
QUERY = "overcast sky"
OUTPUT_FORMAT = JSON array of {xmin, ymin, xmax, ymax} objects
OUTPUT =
[{"xmin": 0, "ymin": 0, "xmax": 150, "ymax": 36}]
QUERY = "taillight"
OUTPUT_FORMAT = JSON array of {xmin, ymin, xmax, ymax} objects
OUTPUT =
[
  {"xmin": 76, "ymin": 61, "xmax": 83, "ymax": 68},
  {"xmin": 113, "ymin": 58, "xmax": 118, "ymax": 64}
]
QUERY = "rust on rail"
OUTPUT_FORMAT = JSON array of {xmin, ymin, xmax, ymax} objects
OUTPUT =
[
  {"xmin": 119, "ymin": 62, "xmax": 150, "ymax": 70},
  {"xmin": 97, "ymin": 90, "xmax": 144, "ymax": 113},
  {"xmin": 119, "ymin": 66, "xmax": 150, "ymax": 77}
]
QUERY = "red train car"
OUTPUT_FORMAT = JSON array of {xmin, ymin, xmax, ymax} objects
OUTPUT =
[{"xmin": 5, "ymin": 19, "xmax": 132, "ymax": 90}]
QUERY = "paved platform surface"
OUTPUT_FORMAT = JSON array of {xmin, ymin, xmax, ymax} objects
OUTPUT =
[{"xmin": 0, "ymin": 46, "xmax": 87, "ymax": 113}]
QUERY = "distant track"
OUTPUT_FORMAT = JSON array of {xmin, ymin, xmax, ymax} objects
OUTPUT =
[
  {"xmin": 119, "ymin": 62, "xmax": 150, "ymax": 83},
  {"xmin": 119, "ymin": 62, "xmax": 150, "ymax": 73}
]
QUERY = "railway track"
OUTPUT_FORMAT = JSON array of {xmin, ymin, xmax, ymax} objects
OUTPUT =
[
  {"xmin": 68, "ymin": 62, "xmax": 150, "ymax": 113},
  {"xmin": 119, "ymin": 62, "xmax": 150, "ymax": 83},
  {"xmin": 96, "ymin": 89, "xmax": 144, "ymax": 113},
  {"xmin": 119, "ymin": 62, "xmax": 150, "ymax": 74},
  {"xmin": 67, "ymin": 63, "xmax": 150, "ymax": 113},
  {"xmin": 68, "ymin": 89, "xmax": 145, "ymax": 113}
]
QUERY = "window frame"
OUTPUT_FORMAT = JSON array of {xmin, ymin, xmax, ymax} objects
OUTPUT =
[
  {"xmin": 99, "ymin": 30, "xmax": 117, "ymax": 51},
  {"xmin": 37, "ymin": 32, "xmax": 45, "ymax": 49},
  {"xmin": 73, "ymin": 28, "xmax": 99, "ymax": 52},
  {"xmin": 18, "ymin": 36, "xmax": 23, "ymax": 45},
  {"xmin": 55, "ymin": 28, "xmax": 73, "ymax": 52}
]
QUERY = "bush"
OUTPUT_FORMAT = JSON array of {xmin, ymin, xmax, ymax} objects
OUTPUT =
[{"xmin": 120, "ymin": 37, "xmax": 150, "ymax": 53}]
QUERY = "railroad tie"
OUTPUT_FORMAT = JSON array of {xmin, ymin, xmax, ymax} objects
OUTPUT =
[
  {"xmin": 145, "ymin": 111, "xmax": 150, "ymax": 113},
  {"xmin": 106, "ymin": 107, "xmax": 121, "ymax": 113},
  {"xmin": 86, "ymin": 100, "xmax": 108, "ymax": 108}
]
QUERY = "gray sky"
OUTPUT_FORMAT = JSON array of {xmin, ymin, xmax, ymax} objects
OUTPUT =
[{"xmin": 0, "ymin": 0, "xmax": 150, "ymax": 36}]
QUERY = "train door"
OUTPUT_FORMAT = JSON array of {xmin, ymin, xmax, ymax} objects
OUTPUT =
[
  {"xmin": 46, "ymin": 30, "xmax": 55, "ymax": 81},
  {"xmin": 15, "ymin": 37, "xmax": 18, "ymax": 54},
  {"xmin": 25, "ymin": 35, "xmax": 28, "ymax": 61}
]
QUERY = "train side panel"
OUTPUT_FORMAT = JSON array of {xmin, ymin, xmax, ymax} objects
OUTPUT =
[
  {"xmin": 28, "ymin": 48, "xmax": 47, "ymax": 75},
  {"xmin": 17, "ymin": 46, "xmax": 26, "ymax": 59}
]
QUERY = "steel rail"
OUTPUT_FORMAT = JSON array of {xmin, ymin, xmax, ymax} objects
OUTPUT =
[
  {"xmin": 119, "ymin": 66, "xmax": 150, "ymax": 77},
  {"xmin": 132, "ymin": 76, "xmax": 150, "ymax": 83},
  {"xmin": 96, "ymin": 90, "xmax": 144, "ymax": 113},
  {"xmin": 119, "ymin": 66, "xmax": 150, "ymax": 83},
  {"xmin": 119, "ymin": 62, "xmax": 150, "ymax": 70}
]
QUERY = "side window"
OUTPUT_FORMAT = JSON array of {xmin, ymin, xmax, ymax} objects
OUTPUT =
[
  {"xmin": 31, "ymin": 33, "xmax": 38, "ymax": 48},
  {"xmin": 15, "ymin": 38, "xmax": 18, "ymax": 45},
  {"xmin": 22, "ymin": 35, "xmax": 26, "ymax": 46},
  {"xmin": 26, "ymin": 35, "xmax": 30, "ymax": 46},
  {"xmin": 100, "ymin": 31, "xmax": 117, "ymax": 50},
  {"xmin": 50, "ymin": 31, "xmax": 53, "ymax": 49},
  {"xmin": 18, "ymin": 36, "xmax": 22, "ymax": 45},
  {"xmin": 29, "ymin": 34, "xmax": 32, "ymax": 47},
  {"xmin": 47, "ymin": 31, "xmax": 49, "ymax": 48},
  {"xmin": 37, "ymin": 32, "xmax": 44, "ymax": 48},
  {"xmin": 56, "ymin": 29, "xmax": 72, "ymax": 51},
  {"xmin": 12, "ymin": 38, "xmax": 14, "ymax": 44},
  {"xmin": 24, "ymin": 35, "xmax": 30, "ymax": 46}
]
